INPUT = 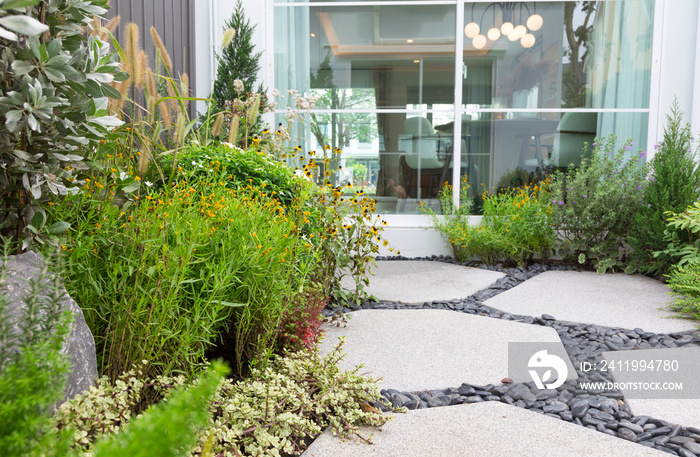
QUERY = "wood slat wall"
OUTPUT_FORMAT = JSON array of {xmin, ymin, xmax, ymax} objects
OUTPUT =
[{"xmin": 107, "ymin": 0, "xmax": 197, "ymax": 118}]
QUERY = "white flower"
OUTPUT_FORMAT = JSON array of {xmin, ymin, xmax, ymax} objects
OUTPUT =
[
  {"xmin": 288, "ymin": 89, "xmax": 298, "ymax": 96},
  {"xmin": 233, "ymin": 79, "xmax": 244, "ymax": 93},
  {"xmin": 271, "ymin": 88, "xmax": 280, "ymax": 97},
  {"xmin": 144, "ymin": 181, "xmax": 154, "ymax": 187},
  {"xmin": 223, "ymin": 142, "xmax": 235, "ymax": 149}
]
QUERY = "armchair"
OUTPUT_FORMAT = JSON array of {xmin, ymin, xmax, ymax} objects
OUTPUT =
[{"xmin": 398, "ymin": 117, "xmax": 450, "ymax": 198}]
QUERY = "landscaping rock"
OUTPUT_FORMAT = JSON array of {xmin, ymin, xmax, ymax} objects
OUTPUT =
[{"xmin": 2, "ymin": 252, "xmax": 97, "ymax": 406}]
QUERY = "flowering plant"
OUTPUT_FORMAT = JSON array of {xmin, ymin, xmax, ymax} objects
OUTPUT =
[{"xmin": 550, "ymin": 135, "xmax": 649, "ymax": 273}]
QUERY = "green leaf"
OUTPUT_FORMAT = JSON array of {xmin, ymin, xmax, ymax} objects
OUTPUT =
[
  {"xmin": 89, "ymin": 115, "xmax": 124, "ymax": 128},
  {"xmin": 13, "ymin": 149, "xmax": 42, "ymax": 162},
  {"xmin": 11, "ymin": 59, "xmax": 34, "ymax": 75},
  {"xmin": 30, "ymin": 208, "xmax": 46, "ymax": 230},
  {"xmin": 210, "ymin": 300, "xmax": 247, "ymax": 308},
  {"xmin": 120, "ymin": 179, "xmax": 140, "ymax": 193},
  {"xmin": 0, "ymin": 25, "xmax": 18, "ymax": 41},
  {"xmin": 577, "ymin": 253, "xmax": 586, "ymax": 264},
  {"xmin": 1, "ymin": 0, "xmax": 41, "ymax": 8},
  {"xmin": 597, "ymin": 266, "xmax": 606, "ymax": 274},
  {"xmin": 100, "ymin": 83, "xmax": 121, "ymax": 100},
  {"xmin": 0, "ymin": 15, "xmax": 48, "ymax": 36},
  {"xmin": 43, "ymin": 66, "xmax": 66, "ymax": 82},
  {"xmin": 113, "ymin": 71, "xmax": 129, "ymax": 82},
  {"xmin": 52, "ymin": 153, "xmax": 83, "ymax": 162},
  {"xmin": 46, "ymin": 221, "xmax": 70, "ymax": 234}
]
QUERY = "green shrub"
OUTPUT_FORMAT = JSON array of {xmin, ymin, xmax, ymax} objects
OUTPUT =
[
  {"xmin": 0, "ymin": 0, "xmax": 123, "ymax": 247},
  {"xmin": 48, "ymin": 170, "xmax": 319, "ymax": 382},
  {"xmin": 177, "ymin": 143, "xmax": 298, "ymax": 206},
  {"xmin": 0, "ymin": 244, "xmax": 75, "ymax": 456},
  {"xmin": 55, "ymin": 344, "xmax": 389, "ymax": 456},
  {"xmin": 422, "ymin": 178, "xmax": 554, "ymax": 266},
  {"xmin": 481, "ymin": 182, "xmax": 555, "ymax": 265},
  {"xmin": 628, "ymin": 101, "xmax": 700, "ymax": 276},
  {"xmin": 550, "ymin": 136, "xmax": 648, "ymax": 273},
  {"xmin": 666, "ymin": 263, "xmax": 700, "ymax": 323},
  {"xmin": 654, "ymin": 201, "xmax": 700, "ymax": 267},
  {"xmin": 210, "ymin": 0, "xmax": 263, "ymax": 112},
  {"xmin": 179, "ymin": 142, "xmax": 391, "ymax": 304}
]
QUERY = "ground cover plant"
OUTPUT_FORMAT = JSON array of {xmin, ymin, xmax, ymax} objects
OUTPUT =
[
  {"xmin": 54, "ymin": 344, "xmax": 389, "ymax": 456},
  {"xmin": 627, "ymin": 101, "xmax": 700, "ymax": 276},
  {"xmin": 422, "ymin": 177, "xmax": 554, "ymax": 266},
  {"xmin": 550, "ymin": 135, "xmax": 648, "ymax": 273}
]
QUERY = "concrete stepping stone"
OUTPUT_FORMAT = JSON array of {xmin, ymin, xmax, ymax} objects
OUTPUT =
[
  {"xmin": 484, "ymin": 271, "xmax": 698, "ymax": 334},
  {"xmin": 302, "ymin": 402, "xmax": 669, "ymax": 457},
  {"xmin": 320, "ymin": 309, "xmax": 574, "ymax": 391},
  {"xmin": 341, "ymin": 261, "xmax": 504, "ymax": 303},
  {"xmin": 602, "ymin": 347, "xmax": 700, "ymax": 429}
]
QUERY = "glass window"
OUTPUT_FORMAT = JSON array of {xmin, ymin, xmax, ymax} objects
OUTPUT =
[
  {"xmin": 276, "ymin": 5, "xmax": 456, "ymax": 110},
  {"xmin": 462, "ymin": 1, "xmax": 653, "ymax": 110},
  {"xmin": 276, "ymin": 111, "xmax": 460, "ymax": 214},
  {"xmin": 273, "ymin": 0, "xmax": 654, "ymax": 213}
]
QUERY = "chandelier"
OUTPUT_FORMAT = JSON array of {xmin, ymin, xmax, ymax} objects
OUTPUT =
[{"xmin": 465, "ymin": 2, "xmax": 543, "ymax": 50}]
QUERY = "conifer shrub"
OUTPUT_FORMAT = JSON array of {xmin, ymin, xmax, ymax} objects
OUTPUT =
[
  {"xmin": 210, "ymin": 0, "xmax": 263, "ymax": 111},
  {"xmin": 627, "ymin": 101, "xmax": 700, "ymax": 276}
]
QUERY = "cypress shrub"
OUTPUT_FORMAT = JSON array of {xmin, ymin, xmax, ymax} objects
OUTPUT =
[
  {"xmin": 627, "ymin": 100, "xmax": 700, "ymax": 276},
  {"xmin": 210, "ymin": 0, "xmax": 263, "ymax": 111}
]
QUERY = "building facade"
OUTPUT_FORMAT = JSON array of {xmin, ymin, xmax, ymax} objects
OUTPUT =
[{"xmin": 192, "ymin": 0, "xmax": 700, "ymax": 256}]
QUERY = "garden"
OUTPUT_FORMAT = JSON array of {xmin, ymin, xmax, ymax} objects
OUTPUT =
[{"xmin": 2, "ymin": 1, "xmax": 700, "ymax": 457}]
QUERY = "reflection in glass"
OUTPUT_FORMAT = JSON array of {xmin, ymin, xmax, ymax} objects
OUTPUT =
[
  {"xmin": 275, "ymin": 5, "xmax": 456, "ymax": 110},
  {"xmin": 273, "ymin": 1, "xmax": 654, "ymax": 213},
  {"xmin": 461, "ymin": 1, "xmax": 653, "ymax": 111}
]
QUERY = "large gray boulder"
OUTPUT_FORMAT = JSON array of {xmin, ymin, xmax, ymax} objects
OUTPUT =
[{"xmin": 1, "ymin": 251, "xmax": 97, "ymax": 405}]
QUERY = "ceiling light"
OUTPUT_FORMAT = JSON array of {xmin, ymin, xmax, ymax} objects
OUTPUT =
[
  {"xmin": 487, "ymin": 27, "xmax": 501, "ymax": 41},
  {"xmin": 464, "ymin": 22, "xmax": 480, "ymax": 39},
  {"xmin": 472, "ymin": 34, "xmax": 487, "ymax": 50},
  {"xmin": 511, "ymin": 25, "xmax": 527, "ymax": 40},
  {"xmin": 521, "ymin": 33, "xmax": 536, "ymax": 48},
  {"xmin": 527, "ymin": 14, "xmax": 543, "ymax": 31},
  {"xmin": 500, "ymin": 21, "xmax": 514, "ymax": 36}
]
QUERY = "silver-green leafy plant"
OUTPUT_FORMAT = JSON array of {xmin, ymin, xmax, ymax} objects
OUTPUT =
[
  {"xmin": 55, "ymin": 342, "xmax": 391, "ymax": 456},
  {"xmin": 0, "ymin": 0, "xmax": 125, "ymax": 249}
]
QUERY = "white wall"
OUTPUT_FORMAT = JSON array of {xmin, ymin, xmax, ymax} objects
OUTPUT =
[{"xmin": 650, "ymin": 0, "xmax": 700, "ymax": 145}]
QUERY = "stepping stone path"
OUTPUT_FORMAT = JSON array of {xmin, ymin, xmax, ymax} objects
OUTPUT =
[{"xmin": 307, "ymin": 259, "xmax": 700, "ymax": 457}]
